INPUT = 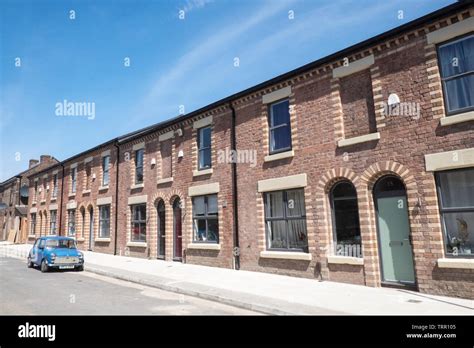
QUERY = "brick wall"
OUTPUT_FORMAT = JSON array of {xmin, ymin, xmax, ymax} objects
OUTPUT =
[
  {"xmin": 232, "ymin": 9, "xmax": 474, "ymax": 299},
  {"xmin": 115, "ymin": 107, "xmax": 234, "ymax": 269}
]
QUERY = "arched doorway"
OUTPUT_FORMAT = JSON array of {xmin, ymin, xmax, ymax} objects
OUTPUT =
[
  {"xmin": 38, "ymin": 212, "xmax": 43, "ymax": 237},
  {"xmin": 373, "ymin": 176, "xmax": 415, "ymax": 286},
  {"xmin": 80, "ymin": 207, "xmax": 86, "ymax": 240},
  {"xmin": 173, "ymin": 198, "xmax": 182, "ymax": 261},
  {"xmin": 157, "ymin": 200, "xmax": 166, "ymax": 259},
  {"xmin": 88, "ymin": 206, "xmax": 94, "ymax": 251}
]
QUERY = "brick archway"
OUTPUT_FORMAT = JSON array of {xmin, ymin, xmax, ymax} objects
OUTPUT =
[
  {"xmin": 314, "ymin": 168, "xmax": 359, "ymax": 280},
  {"xmin": 148, "ymin": 189, "xmax": 185, "ymax": 260},
  {"xmin": 148, "ymin": 195, "xmax": 167, "ymax": 259},
  {"xmin": 356, "ymin": 161, "xmax": 420, "ymax": 287},
  {"xmin": 77, "ymin": 204, "xmax": 89, "ymax": 241}
]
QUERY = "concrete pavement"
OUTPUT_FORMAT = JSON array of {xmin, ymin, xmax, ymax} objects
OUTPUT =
[
  {"xmin": 0, "ymin": 258, "xmax": 257, "ymax": 315},
  {"xmin": 1, "ymin": 242, "xmax": 472, "ymax": 315}
]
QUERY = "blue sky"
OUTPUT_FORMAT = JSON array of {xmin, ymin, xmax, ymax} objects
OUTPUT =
[{"xmin": 0, "ymin": 0, "xmax": 455, "ymax": 181}]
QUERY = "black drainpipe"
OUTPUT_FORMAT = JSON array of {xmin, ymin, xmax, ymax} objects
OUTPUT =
[
  {"xmin": 58, "ymin": 164, "xmax": 65, "ymax": 236},
  {"xmin": 229, "ymin": 103, "xmax": 240, "ymax": 270},
  {"xmin": 113, "ymin": 143, "xmax": 120, "ymax": 255}
]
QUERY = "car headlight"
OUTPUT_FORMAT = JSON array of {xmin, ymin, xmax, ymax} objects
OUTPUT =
[
  {"xmin": 51, "ymin": 253, "xmax": 56, "ymax": 258},
  {"xmin": 78, "ymin": 252, "xmax": 83, "ymax": 258}
]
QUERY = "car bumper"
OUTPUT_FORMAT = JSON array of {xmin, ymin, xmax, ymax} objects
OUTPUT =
[{"xmin": 48, "ymin": 260, "xmax": 84, "ymax": 268}]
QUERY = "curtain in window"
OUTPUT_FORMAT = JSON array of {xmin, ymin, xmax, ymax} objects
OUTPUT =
[
  {"xmin": 437, "ymin": 169, "xmax": 474, "ymax": 256},
  {"xmin": 288, "ymin": 219, "xmax": 307, "ymax": 250},
  {"xmin": 286, "ymin": 190, "xmax": 305, "ymax": 217},
  {"xmin": 438, "ymin": 169, "xmax": 474, "ymax": 208},
  {"xmin": 266, "ymin": 191, "xmax": 284, "ymax": 217},
  {"xmin": 268, "ymin": 220, "xmax": 286, "ymax": 249},
  {"xmin": 438, "ymin": 36, "xmax": 474, "ymax": 112}
]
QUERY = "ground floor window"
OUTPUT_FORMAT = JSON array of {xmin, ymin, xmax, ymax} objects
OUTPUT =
[
  {"xmin": 67, "ymin": 209, "xmax": 76, "ymax": 237},
  {"xmin": 99, "ymin": 205, "xmax": 110, "ymax": 238},
  {"xmin": 436, "ymin": 168, "xmax": 474, "ymax": 257},
  {"xmin": 192, "ymin": 194, "xmax": 218, "ymax": 243},
  {"xmin": 30, "ymin": 213, "xmax": 37, "ymax": 235},
  {"xmin": 264, "ymin": 189, "xmax": 308, "ymax": 252},
  {"xmin": 330, "ymin": 181, "xmax": 362, "ymax": 257},
  {"xmin": 131, "ymin": 204, "xmax": 146, "ymax": 242},
  {"xmin": 50, "ymin": 210, "xmax": 57, "ymax": 235}
]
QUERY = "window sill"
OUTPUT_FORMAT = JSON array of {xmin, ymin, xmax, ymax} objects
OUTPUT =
[
  {"xmin": 437, "ymin": 258, "xmax": 474, "ymax": 270},
  {"xmin": 95, "ymin": 237, "xmax": 111, "ymax": 242},
  {"xmin": 127, "ymin": 241, "xmax": 147, "ymax": 248},
  {"xmin": 76, "ymin": 238, "xmax": 85, "ymax": 242},
  {"xmin": 68, "ymin": 193, "xmax": 76, "ymax": 198},
  {"xmin": 82, "ymin": 189, "xmax": 91, "ymax": 195},
  {"xmin": 32, "ymin": 202, "xmax": 37, "ymax": 206},
  {"xmin": 50, "ymin": 197, "xmax": 57, "ymax": 202},
  {"xmin": 157, "ymin": 177, "xmax": 173, "ymax": 185},
  {"xmin": 337, "ymin": 132, "xmax": 380, "ymax": 148},
  {"xmin": 40, "ymin": 200, "xmax": 46, "ymax": 204},
  {"xmin": 327, "ymin": 255, "xmax": 364, "ymax": 265},
  {"xmin": 264, "ymin": 150, "xmax": 294, "ymax": 163},
  {"xmin": 130, "ymin": 183, "xmax": 144, "ymax": 190},
  {"xmin": 439, "ymin": 111, "xmax": 474, "ymax": 126},
  {"xmin": 260, "ymin": 251, "xmax": 312, "ymax": 261},
  {"xmin": 193, "ymin": 168, "xmax": 213, "ymax": 177},
  {"xmin": 187, "ymin": 243, "xmax": 221, "ymax": 250},
  {"xmin": 28, "ymin": 235, "xmax": 36, "ymax": 239},
  {"xmin": 98, "ymin": 186, "xmax": 109, "ymax": 191}
]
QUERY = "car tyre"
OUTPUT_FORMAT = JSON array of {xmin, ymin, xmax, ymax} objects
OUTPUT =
[
  {"xmin": 40, "ymin": 259, "xmax": 49, "ymax": 273},
  {"xmin": 27, "ymin": 257, "xmax": 33, "ymax": 268},
  {"xmin": 75, "ymin": 265, "xmax": 84, "ymax": 272}
]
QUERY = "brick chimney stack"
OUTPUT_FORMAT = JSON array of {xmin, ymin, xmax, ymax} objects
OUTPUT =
[
  {"xmin": 29, "ymin": 159, "xmax": 39, "ymax": 168},
  {"xmin": 40, "ymin": 155, "xmax": 51, "ymax": 163}
]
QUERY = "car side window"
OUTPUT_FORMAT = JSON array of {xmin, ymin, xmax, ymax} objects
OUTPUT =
[{"xmin": 38, "ymin": 239, "xmax": 45, "ymax": 249}]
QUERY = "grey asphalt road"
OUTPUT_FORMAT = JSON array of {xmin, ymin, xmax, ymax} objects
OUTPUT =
[{"xmin": 0, "ymin": 257, "xmax": 259, "ymax": 315}]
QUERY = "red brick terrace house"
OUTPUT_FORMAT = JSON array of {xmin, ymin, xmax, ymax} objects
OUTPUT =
[
  {"xmin": 26, "ymin": 2, "xmax": 474, "ymax": 299},
  {"xmin": 28, "ymin": 140, "xmax": 118, "ymax": 255},
  {"xmin": 0, "ymin": 155, "xmax": 58, "ymax": 242}
]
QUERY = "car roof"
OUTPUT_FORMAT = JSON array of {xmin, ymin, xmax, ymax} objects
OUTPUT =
[{"xmin": 39, "ymin": 236, "xmax": 75, "ymax": 241}]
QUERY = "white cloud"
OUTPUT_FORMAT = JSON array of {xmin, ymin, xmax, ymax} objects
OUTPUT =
[
  {"xmin": 134, "ymin": 0, "xmax": 296, "ymax": 121},
  {"xmin": 134, "ymin": 0, "xmax": 399, "ymax": 124},
  {"xmin": 182, "ymin": 0, "xmax": 214, "ymax": 13}
]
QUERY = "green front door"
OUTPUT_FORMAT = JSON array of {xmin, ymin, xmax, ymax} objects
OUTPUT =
[{"xmin": 375, "ymin": 177, "xmax": 415, "ymax": 285}]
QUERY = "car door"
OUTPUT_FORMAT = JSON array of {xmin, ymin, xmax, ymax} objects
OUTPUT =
[
  {"xmin": 36, "ymin": 239, "xmax": 45, "ymax": 264},
  {"xmin": 30, "ymin": 239, "xmax": 38, "ymax": 264}
]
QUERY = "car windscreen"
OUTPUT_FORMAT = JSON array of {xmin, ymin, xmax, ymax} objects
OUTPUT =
[{"xmin": 45, "ymin": 239, "xmax": 77, "ymax": 249}]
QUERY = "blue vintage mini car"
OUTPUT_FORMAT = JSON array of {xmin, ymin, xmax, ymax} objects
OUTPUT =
[{"xmin": 27, "ymin": 236, "xmax": 84, "ymax": 272}]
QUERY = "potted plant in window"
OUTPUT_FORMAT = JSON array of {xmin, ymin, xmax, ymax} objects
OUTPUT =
[{"xmin": 454, "ymin": 218, "xmax": 470, "ymax": 255}]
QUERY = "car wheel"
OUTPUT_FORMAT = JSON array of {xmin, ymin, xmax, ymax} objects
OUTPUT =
[
  {"xmin": 27, "ymin": 257, "xmax": 33, "ymax": 268},
  {"xmin": 40, "ymin": 259, "xmax": 49, "ymax": 273},
  {"xmin": 75, "ymin": 265, "xmax": 84, "ymax": 272}
]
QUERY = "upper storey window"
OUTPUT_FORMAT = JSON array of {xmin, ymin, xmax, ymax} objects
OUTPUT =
[{"xmin": 438, "ymin": 34, "xmax": 474, "ymax": 115}]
